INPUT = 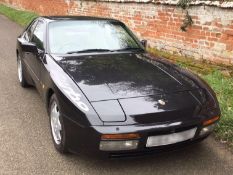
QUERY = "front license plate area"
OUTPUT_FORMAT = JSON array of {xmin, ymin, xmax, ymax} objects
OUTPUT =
[{"xmin": 146, "ymin": 127, "xmax": 197, "ymax": 147}]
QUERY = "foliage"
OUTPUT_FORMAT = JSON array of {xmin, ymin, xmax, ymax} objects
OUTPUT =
[
  {"xmin": 203, "ymin": 71, "xmax": 233, "ymax": 147},
  {"xmin": 0, "ymin": 4, "xmax": 37, "ymax": 26},
  {"xmin": 177, "ymin": 0, "xmax": 192, "ymax": 10},
  {"xmin": 180, "ymin": 10, "xmax": 193, "ymax": 32},
  {"xmin": 177, "ymin": 0, "xmax": 193, "ymax": 32}
]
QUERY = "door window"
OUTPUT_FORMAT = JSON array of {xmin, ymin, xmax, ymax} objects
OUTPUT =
[
  {"xmin": 24, "ymin": 20, "xmax": 38, "ymax": 41},
  {"xmin": 31, "ymin": 21, "xmax": 46, "ymax": 50}
]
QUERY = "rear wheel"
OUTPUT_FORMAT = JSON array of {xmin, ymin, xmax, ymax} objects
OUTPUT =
[
  {"xmin": 17, "ymin": 55, "xmax": 29, "ymax": 87},
  {"xmin": 49, "ymin": 94, "xmax": 68, "ymax": 154}
]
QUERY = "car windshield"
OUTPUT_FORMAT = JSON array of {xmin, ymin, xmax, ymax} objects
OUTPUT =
[{"xmin": 48, "ymin": 20, "xmax": 142, "ymax": 54}]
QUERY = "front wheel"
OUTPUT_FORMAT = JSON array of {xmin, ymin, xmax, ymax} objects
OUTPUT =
[
  {"xmin": 17, "ymin": 56, "xmax": 29, "ymax": 87},
  {"xmin": 49, "ymin": 94, "xmax": 68, "ymax": 154}
]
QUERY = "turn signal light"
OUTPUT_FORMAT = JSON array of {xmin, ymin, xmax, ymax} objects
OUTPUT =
[
  {"xmin": 203, "ymin": 116, "xmax": 220, "ymax": 126},
  {"xmin": 101, "ymin": 133, "xmax": 140, "ymax": 140}
]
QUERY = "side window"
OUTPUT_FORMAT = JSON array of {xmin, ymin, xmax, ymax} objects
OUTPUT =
[
  {"xmin": 23, "ymin": 32, "xmax": 30, "ymax": 41},
  {"xmin": 31, "ymin": 21, "xmax": 46, "ymax": 50},
  {"xmin": 24, "ymin": 20, "xmax": 38, "ymax": 41}
]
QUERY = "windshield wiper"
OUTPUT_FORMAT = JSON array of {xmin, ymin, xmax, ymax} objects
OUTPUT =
[
  {"xmin": 67, "ymin": 49, "xmax": 112, "ymax": 54},
  {"xmin": 112, "ymin": 47, "xmax": 144, "ymax": 52},
  {"xmin": 67, "ymin": 47, "xmax": 144, "ymax": 54}
]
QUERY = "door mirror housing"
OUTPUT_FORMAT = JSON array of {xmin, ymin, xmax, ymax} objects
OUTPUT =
[
  {"xmin": 38, "ymin": 49, "xmax": 47, "ymax": 63},
  {"xmin": 140, "ymin": 40, "xmax": 147, "ymax": 48},
  {"xmin": 21, "ymin": 41, "xmax": 38, "ymax": 53}
]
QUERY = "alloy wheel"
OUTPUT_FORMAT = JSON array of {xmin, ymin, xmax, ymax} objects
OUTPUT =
[{"xmin": 50, "ymin": 101, "xmax": 62, "ymax": 145}]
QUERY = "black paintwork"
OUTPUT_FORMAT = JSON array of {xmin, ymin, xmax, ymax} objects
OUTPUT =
[{"xmin": 16, "ymin": 16, "xmax": 221, "ymax": 157}]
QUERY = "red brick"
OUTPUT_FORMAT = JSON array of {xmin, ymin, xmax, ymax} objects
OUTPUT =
[
  {"xmin": 1, "ymin": 0, "xmax": 231, "ymax": 65},
  {"xmin": 224, "ymin": 29, "xmax": 233, "ymax": 36}
]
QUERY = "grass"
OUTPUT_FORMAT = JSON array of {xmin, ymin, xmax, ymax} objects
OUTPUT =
[
  {"xmin": 150, "ymin": 48, "xmax": 233, "ymax": 148},
  {"xmin": 204, "ymin": 72, "xmax": 233, "ymax": 147},
  {"xmin": 0, "ymin": 4, "xmax": 37, "ymax": 26},
  {"xmin": 0, "ymin": 4, "xmax": 233, "ymax": 148}
]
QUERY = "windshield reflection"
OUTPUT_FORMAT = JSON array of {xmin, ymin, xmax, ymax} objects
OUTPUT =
[{"xmin": 49, "ymin": 20, "xmax": 141, "ymax": 54}]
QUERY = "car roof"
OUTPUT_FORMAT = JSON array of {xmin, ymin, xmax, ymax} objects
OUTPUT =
[{"xmin": 41, "ymin": 16, "xmax": 120, "ymax": 22}]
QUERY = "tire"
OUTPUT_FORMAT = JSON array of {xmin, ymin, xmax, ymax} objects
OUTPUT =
[
  {"xmin": 49, "ymin": 94, "xmax": 69, "ymax": 154},
  {"xmin": 17, "ymin": 55, "xmax": 29, "ymax": 87}
]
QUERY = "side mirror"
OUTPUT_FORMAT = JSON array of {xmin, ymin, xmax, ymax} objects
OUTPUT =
[
  {"xmin": 20, "ymin": 41, "xmax": 38, "ymax": 53},
  {"xmin": 140, "ymin": 40, "xmax": 147, "ymax": 48}
]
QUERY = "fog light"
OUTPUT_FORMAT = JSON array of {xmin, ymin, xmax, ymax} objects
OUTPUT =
[
  {"xmin": 99, "ymin": 140, "xmax": 139, "ymax": 151},
  {"xmin": 199, "ymin": 124, "xmax": 216, "ymax": 136}
]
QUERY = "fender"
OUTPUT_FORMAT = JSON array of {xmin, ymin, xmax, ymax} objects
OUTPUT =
[
  {"xmin": 145, "ymin": 53, "xmax": 221, "ymax": 116},
  {"xmin": 44, "ymin": 54, "xmax": 103, "ymax": 125}
]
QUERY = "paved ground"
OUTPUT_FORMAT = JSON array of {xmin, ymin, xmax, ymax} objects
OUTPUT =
[{"xmin": 0, "ymin": 14, "xmax": 233, "ymax": 175}]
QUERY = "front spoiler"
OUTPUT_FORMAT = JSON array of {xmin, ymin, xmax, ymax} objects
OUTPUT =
[{"xmin": 62, "ymin": 115, "xmax": 213, "ymax": 158}]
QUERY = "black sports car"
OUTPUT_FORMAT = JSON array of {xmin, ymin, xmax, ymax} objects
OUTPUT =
[{"xmin": 16, "ymin": 16, "xmax": 220, "ymax": 157}]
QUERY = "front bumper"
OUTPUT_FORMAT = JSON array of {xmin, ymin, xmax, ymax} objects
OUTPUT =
[{"xmin": 63, "ymin": 115, "xmax": 218, "ymax": 158}]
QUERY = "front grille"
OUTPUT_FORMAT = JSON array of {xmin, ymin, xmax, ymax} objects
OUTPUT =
[{"xmin": 147, "ymin": 124, "xmax": 197, "ymax": 137}]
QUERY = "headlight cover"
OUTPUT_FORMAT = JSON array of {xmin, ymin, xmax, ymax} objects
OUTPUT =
[
  {"xmin": 92, "ymin": 100, "xmax": 126, "ymax": 122},
  {"xmin": 99, "ymin": 140, "xmax": 139, "ymax": 151}
]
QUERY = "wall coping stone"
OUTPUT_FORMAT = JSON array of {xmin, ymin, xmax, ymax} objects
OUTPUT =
[{"xmin": 94, "ymin": 0, "xmax": 233, "ymax": 8}]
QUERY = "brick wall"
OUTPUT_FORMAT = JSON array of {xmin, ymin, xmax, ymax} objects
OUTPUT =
[{"xmin": 1, "ymin": 0, "xmax": 233, "ymax": 65}]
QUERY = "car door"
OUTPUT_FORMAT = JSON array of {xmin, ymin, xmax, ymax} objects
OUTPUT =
[
  {"xmin": 29, "ymin": 20, "xmax": 46, "ymax": 94},
  {"xmin": 19, "ymin": 19, "xmax": 38, "ymax": 82}
]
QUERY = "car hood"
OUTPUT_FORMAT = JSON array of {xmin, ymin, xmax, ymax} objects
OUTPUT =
[
  {"xmin": 52, "ymin": 52, "xmax": 200, "ymax": 102},
  {"xmin": 51, "ymin": 52, "xmax": 207, "ymax": 124}
]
